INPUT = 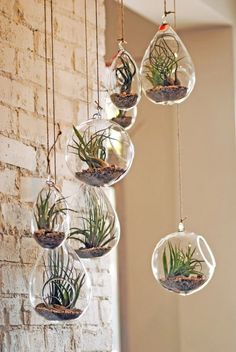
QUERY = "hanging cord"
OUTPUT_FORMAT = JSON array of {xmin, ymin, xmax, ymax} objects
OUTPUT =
[
  {"xmin": 176, "ymin": 106, "xmax": 187, "ymax": 231},
  {"xmin": 44, "ymin": 0, "xmax": 50, "ymax": 175},
  {"xmin": 163, "ymin": 0, "xmax": 176, "ymax": 24},
  {"xmin": 176, "ymin": 105, "xmax": 184, "ymax": 224},
  {"xmin": 117, "ymin": 0, "xmax": 125, "ymax": 44},
  {"xmin": 84, "ymin": 0, "xmax": 90, "ymax": 120},
  {"xmin": 94, "ymin": 0, "xmax": 102, "ymax": 117},
  {"xmin": 43, "ymin": 0, "xmax": 61, "ymax": 181},
  {"xmin": 50, "ymin": 0, "xmax": 58, "ymax": 183}
]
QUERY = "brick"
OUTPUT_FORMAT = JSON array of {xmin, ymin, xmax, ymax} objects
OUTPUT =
[
  {"xmin": 0, "ymin": 0, "xmax": 15, "ymax": 16},
  {"xmin": 14, "ymin": 0, "xmax": 44, "ymax": 31},
  {"xmin": 0, "ymin": 105, "xmax": 18, "ymax": 135},
  {"xmin": 45, "ymin": 326, "xmax": 75, "ymax": 351},
  {"xmin": 90, "ymin": 271, "xmax": 112, "ymax": 298},
  {"xmin": 54, "ymin": 13, "xmax": 82, "ymax": 44},
  {"xmin": 56, "ymin": 68, "xmax": 86, "ymax": 100},
  {"xmin": 0, "ymin": 234, "xmax": 20, "ymax": 262},
  {"xmin": 17, "ymin": 50, "xmax": 46, "ymax": 86},
  {"xmin": 2, "ymin": 328, "xmax": 46, "ymax": 352},
  {"xmin": 0, "ymin": 16, "xmax": 33, "ymax": 51},
  {"xmin": 1, "ymin": 202, "xmax": 31, "ymax": 233},
  {"xmin": 0, "ymin": 297, "xmax": 23, "ymax": 325},
  {"xmin": 12, "ymin": 79, "xmax": 35, "ymax": 112},
  {"xmin": 54, "ymin": 40, "xmax": 75, "ymax": 70},
  {"xmin": 35, "ymin": 87, "xmax": 75, "ymax": 124},
  {"xmin": 20, "ymin": 176, "xmax": 44, "ymax": 202},
  {"xmin": 19, "ymin": 111, "xmax": 53, "ymax": 145},
  {"xmin": 1, "ymin": 263, "xmax": 31, "ymax": 294},
  {"xmin": 82, "ymin": 299, "xmax": 100, "ymax": 325},
  {"xmin": 0, "ymin": 76, "xmax": 34, "ymax": 112},
  {"xmin": 0, "ymin": 45, "xmax": 16, "ymax": 74},
  {"xmin": 0, "ymin": 135, "xmax": 36, "ymax": 170},
  {"xmin": 82, "ymin": 327, "xmax": 113, "ymax": 352},
  {"xmin": 74, "ymin": 0, "xmax": 105, "ymax": 29},
  {"xmin": 0, "ymin": 168, "xmax": 18, "ymax": 196},
  {"xmin": 54, "ymin": 0, "xmax": 74, "ymax": 14},
  {"xmin": 20, "ymin": 237, "xmax": 40, "ymax": 265},
  {"xmin": 99, "ymin": 299, "xmax": 112, "ymax": 324}
]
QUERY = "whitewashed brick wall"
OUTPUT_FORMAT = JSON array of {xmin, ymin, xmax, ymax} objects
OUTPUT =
[{"xmin": 0, "ymin": 0, "xmax": 113, "ymax": 351}]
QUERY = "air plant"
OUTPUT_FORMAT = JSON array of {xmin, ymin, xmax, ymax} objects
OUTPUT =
[
  {"xmin": 43, "ymin": 247, "xmax": 85, "ymax": 309},
  {"xmin": 145, "ymin": 34, "xmax": 182, "ymax": 87},
  {"xmin": 34, "ymin": 189, "xmax": 67, "ymax": 232},
  {"xmin": 69, "ymin": 125, "xmax": 115, "ymax": 169},
  {"xmin": 162, "ymin": 241, "xmax": 204, "ymax": 279},
  {"xmin": 115, "ymin": 51, "xmax": 136, "ymax": 94},
  {"xmin": 69, "ymin": 195, "xmax": 116, "ymax": 250}
]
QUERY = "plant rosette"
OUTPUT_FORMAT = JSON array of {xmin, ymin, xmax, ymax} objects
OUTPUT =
[
  {"xmin": 31, "ymin": 179, "xmax": 69, "ymax": 249},
  {"xmin": 109, "ymin": 45, "xmax": 141, "ymax": 111},
  {"xmin": 67, "ymin": 183, "xmax": 120, "ymax": 259},
  {"xmin": 140, "ymin": 23, "xmax": 195, "ymax": 105},
  {"xmin": 66, "ymin": 118, "xmax": 134, "ymax": 187},
  {"xmin": 151, "ymin": 226, "xmax": 216, "ymax": 295},
  {"xmin": 29, "ymin": 243, "xmax": 92, "ymax": 321}
]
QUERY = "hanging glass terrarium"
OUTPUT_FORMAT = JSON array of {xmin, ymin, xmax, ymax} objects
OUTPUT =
[
  {"xmin": 140, "ymin": 22, "xmax": 195, "ymax": 105},
  {"xmin": 65, "ymin": 118, "xmax": 134, "ymax": 187},
  {"xmin": 109, "ymin": 43, "xmax": 141, "ymax": 111},
  {"xmin": 31, "ymin": 179, "xmax": 69, "ymax": 249},
  {"xmin": 68, "ymin": 183, "xmax": 120, "ymax": 259},
  {"xmin": 105, "ymin": 95, "xmax": 137, "ymax": 130},
  {"xmin": 29, "ymin": 243, "xmax": 92, "ymax": 321},
  {"xmin": 151, "ymin": 222, "xmax": 216, "ymax": 295}
]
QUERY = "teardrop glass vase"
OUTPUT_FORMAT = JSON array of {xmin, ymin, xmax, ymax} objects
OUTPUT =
[
  {"xmin": 65, "ymin": 118, "xmax": 134, "ymax": 187},
  {"xmin": 140, "ymin": 22, "xmax": 195, "ymax": 105},
  {"xmin": 68, "ymin": 183, "xmax": 120, "ymax": 259},
  {"xmin": 151, "ymin": 223, "xmax": 216, "ymax": 295},
  {"xmin": 31, "ymin": 179, "xmax": 69, "ymax": 249},
  {"xmin": 109, "ymin": 43, "xmax": 141, "ymax": 111},
  {"xmin": 29, "ymin": 243, "xmax": 92, "ymax": 321}
]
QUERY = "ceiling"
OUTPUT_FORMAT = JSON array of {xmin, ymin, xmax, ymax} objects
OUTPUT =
[{"xmin": 124, "ymin": 0, "xmax": 235, "ymax": 29}]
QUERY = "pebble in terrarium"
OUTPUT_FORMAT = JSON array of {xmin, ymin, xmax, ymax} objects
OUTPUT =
[
  {"xmin": 68, "ymin": 183, "xmax": 120, "ymax": 259},
  {"xmin": 105, "ymin": 95, "xmax": 137, "ymax": 130},
  {"xmin": 29, "ymin": 243, "xmax": 91, "ymax": 321},
  {"xmin": 66, "ymin": 118, "xmax": 134, "ymax": 187},
  {"xmin": 31, "ymin": 179, "xmax": 69, "ymax": 249},
  {"xmin": 140, "ymin": 21, "xmax": 195, "ymax": 105},
  {"xmin": 151, "ymin": 222, "xmax": 216, "ymax": 295},
  {"xmin": 109, "ymin": 42, "xmax": 141, "ymax": 111}
]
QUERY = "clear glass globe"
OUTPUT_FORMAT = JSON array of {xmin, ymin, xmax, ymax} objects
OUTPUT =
[
  {"xmin": 140, "ymin": 22, "xmax": 195, "ymax": 105},
  {"xmin": 105, "ymin": 95, "xmax": 137, "ymax": 131},
  {"xmin": 109, "ymin": 43, "xmax": 141, "ymax": 111},
  {"xmin": 67, "ymin": 183, "xmax": 120, "ymax": 259},
  {"xmin": 29, "ymin": 243, "xmax": 92, "ymax": 321},
  {"xmin": 31, "ymin": 179, "xmax": 69, "ymax": 249},
  {"xmin": 151, "ymin": 223, "xmax": 216, "ymax": 295},
  {"xmin": 65, "ymin": 118, "xmax": 134, "ymax": 187}
]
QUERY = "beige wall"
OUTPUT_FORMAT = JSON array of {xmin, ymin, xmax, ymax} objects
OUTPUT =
[
  {"xmin": 106, "ymin": 2, "xmax": 236, "ymax": 352},
  {"xmin": 177, "ymin": 26, "xmax": 236, "ymax": 352}
]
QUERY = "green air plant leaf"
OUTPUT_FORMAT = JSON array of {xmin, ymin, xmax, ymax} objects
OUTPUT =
[
  {"xmin": 115, "ymin": 51, "xmax": 136, "ymax": 94},
  {"xmin": 144, "ymin": 33, "xmax": 183, "ymax": 87},
  {"xmin": 162, "ymin": 241, "xmax": 204, "ymax": 279},
  {"xmin": 68, "ymin": 192, "xmax": 116, "ymax": 250},
  {"xmin": 44, "ymin": 247, "xmax": 85, "ymax": 309},
  {"xmin": 69, "ymin": 125, "xmax": 118, "ymax": 169},
  {"xmin": 34, "ymin": 188, "xmax": 67, "ymax": 231}
]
